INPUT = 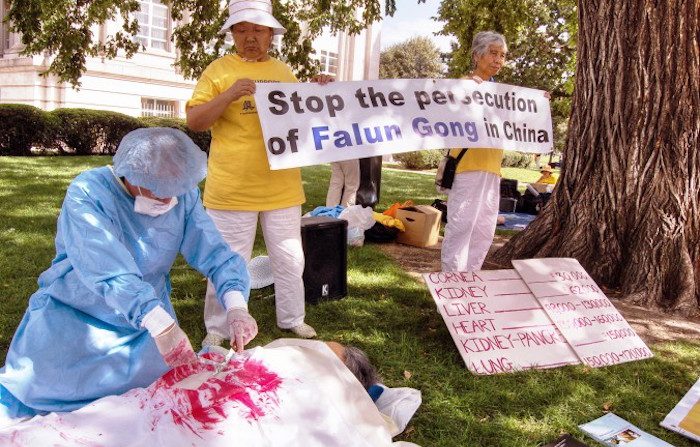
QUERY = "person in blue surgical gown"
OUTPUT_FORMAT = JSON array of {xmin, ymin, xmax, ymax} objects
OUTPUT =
[{"xmin": 0, "ymin": 127, "xmax": 258, "ymax": 422}]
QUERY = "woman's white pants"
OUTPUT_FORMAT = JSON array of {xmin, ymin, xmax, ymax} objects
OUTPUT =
[
  {"xmin": 441, "ymin": 171, "xmax": 500, "ymax": 272},
  {"xmin": 204, "ymin": 206, "xmax": 306, "ymax": 335},
  {"xmin": 326, "ymin": 160, "xmax": 360, "ymax": 207}
]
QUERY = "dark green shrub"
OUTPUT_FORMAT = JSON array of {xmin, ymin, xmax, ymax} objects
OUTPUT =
[
  {"xmin": 0, "ymin": 104, "xmax": 59, "ymax": 155},
  {"xmin": 0, "ymin": 106, "xmax": 212, "ymax": 156},
  {"xmin": 394, "ymin": 149, "xmax": 443, "ymax": 170},
  {"xmin": 501, "ymin": 150, "xmax": 532, "ymax": 168},
  {"xmin": 51, "ymin": 109, "xmax": 142, "ymax": 155},
  {"xmin": 139, "ymin": 116, "xmax": 211, "ymax": 153}
]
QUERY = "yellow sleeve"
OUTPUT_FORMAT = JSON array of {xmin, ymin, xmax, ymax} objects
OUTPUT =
[{"xmin": 186, "ymin": 68, "xmax": 219, "ymax": 109}]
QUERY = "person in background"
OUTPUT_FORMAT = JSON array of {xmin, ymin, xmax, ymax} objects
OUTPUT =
[
  {"xmin": 186, "ymin": 0, "xmax": 333, "ymax": 345},
  {"xmin": 535, "ymin": 165, "xmax": 558, "ymax": 185},
  {"xmin": 0, "ymin": 127, "xmax": 256, "ymax": 421},
  {"xmin": 326, "ymin": 159, "xmax": 361, "ymax": 207},
  {"xmin": 441, "ymin": 31, "xmax": 508, "ymax": 272},
  {"xmin": 533, "ymin": 153, "xmax": 542, "ymax": 169}
]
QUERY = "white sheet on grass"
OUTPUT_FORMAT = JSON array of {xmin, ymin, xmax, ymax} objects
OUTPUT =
[{"xmin": 0, "ymin": 339, "xmax": 419, "ymax": 447}]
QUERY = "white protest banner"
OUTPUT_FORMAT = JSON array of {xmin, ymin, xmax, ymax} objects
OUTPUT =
[
  {"xmin": 512, "ymin": 258, "xmax": 653, "ymax": 368},
  {"xmin": 423, "ymin": 269, "xmax": 579, "ymax": 375},
  {"xmin": 254, "ymin": 79, "xmax": 553, "ymax": 170}
]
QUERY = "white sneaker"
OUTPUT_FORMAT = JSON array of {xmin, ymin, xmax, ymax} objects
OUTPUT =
[
  {"xmin": 289, "ymin": 323, "xmax": 317, "ymax": 339},
  {"xmin": 201, "ymin": 333, "xmax": 225, "ymax": 348}
]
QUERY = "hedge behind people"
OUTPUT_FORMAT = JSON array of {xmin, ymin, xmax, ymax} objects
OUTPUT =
[
  {"xmin": 0, "ymin": 104, "xmax": 59, "ymax": 156},
  {"xmin": 0, "ymin": 104, "xmax": 211, "ymax": 155},
  {"xmin": 140, "ymin": 116, "xmax": 211, "ymax": 154},
  {"xmin": 393, "ymin": 148, "xmax": 532, "ymax": 170},
  {"xmin": 50, "ymin": 109, "xmax": 143, "ymax": 155},
  {"xmin": 394, "ymin": 150, "xmax": 443, "ymax": 169}
]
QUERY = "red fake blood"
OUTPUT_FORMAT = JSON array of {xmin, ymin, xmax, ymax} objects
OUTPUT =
[{"xmin": 141, "ymin": 353, "xmax": 283, "ymax": 436}]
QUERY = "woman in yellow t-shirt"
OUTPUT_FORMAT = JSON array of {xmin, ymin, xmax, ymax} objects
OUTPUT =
[{"xmin": 187, "ymin": 0, "xmax": 332, "ymax": 345}]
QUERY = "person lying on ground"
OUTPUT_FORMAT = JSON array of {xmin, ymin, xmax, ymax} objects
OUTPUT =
[{"xmin": 0, "ymin": 339, "xmax": 421, "ymax": 447}]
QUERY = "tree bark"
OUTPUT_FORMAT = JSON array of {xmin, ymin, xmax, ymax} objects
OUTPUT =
[{"xmin": 490, "ymin": 0, "xmax": 700, "ymax": 316}]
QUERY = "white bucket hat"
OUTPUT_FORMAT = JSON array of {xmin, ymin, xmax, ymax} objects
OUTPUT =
[
  {"xmin": 248, "ymin": 255, "xmax": 274, "ymax": 289},
  {"xmin": 219, "ymin": 0, "xmax": 286, "ymax": 35}
]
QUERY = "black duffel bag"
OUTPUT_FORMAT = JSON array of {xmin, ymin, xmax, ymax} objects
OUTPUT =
[
  {"xmin": 517, "ymin": 191, "xmax": 552, "ymax": 214},
  {"xmin": 364, "ymin": 222, "xmax": 400, "ymax": 243}
]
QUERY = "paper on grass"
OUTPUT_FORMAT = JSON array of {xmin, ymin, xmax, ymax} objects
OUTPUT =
[
  {"xmin": 660, "ymin": 377, "xmax": 700, "ymax": 442},
  {"xmin": 579, "ymin": 413, "xmax": 674, "ymax": 447}
]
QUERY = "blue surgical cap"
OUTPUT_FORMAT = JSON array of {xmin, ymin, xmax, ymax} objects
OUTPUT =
[{"xmin": 113, "ymin": 127, "xmax": 207, "ymax": 198}]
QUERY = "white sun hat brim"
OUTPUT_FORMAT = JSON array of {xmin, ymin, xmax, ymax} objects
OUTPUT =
[
  {"xmin": 248, "ymin": 255, "xmax": 274, "ymax": 289},
  {"xmin": 219, "ymin": 7, "xmax": 286, "ymax": 35}
]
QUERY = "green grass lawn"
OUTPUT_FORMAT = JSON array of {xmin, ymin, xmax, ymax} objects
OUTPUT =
[{"xmin": 0, "ymin": 156, "xmax": 698, "ymax": 446}]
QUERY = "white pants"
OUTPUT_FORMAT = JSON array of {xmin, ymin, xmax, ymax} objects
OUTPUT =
[
  {"xmin": 326, "ymin": 160, "xmax": 360, "ymax": 207},
  {"xmin": 205, "ymin": 206, "xmax": 305, "ymax": 335},
  {"xmin": 441, "ymin": 171, "xmax": 500, "ymax": 272}
]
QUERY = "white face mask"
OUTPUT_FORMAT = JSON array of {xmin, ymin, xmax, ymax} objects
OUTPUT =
[{"xmin": 134, "ymin": 187, "xmax": 178, "ymax": 217}]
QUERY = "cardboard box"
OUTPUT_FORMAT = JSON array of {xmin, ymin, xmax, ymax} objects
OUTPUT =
[{"xmin": 396, "ymin": 205, "xmax": 442, "ymax": 247}]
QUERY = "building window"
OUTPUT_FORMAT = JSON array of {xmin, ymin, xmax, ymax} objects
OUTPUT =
[
  {"xmin": 141, "ymin": 98, "xmax": 178, "ymax": 117},
  {"xmin": 319, "ymin": 50, "xmax": 338, "ymax": 76},
  {"xmin": 136, "ymin": 0, "xmax": 170, "ymax": 51},
  {"xmin": 1, "ymin": 0, "xmax": 10, "ymax": 52}
]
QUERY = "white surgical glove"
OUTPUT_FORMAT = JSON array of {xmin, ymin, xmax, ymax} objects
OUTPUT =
[
  {"xmin": 142, "ymin": 306, "xmax": 197, "ymax": 368},
  {"xmin": 227, "ymin": 308, "xmax": 258, "ymax": 353},
  {"xmin": 153, "ymin": 323, "xmax": 198, "ymax": 368}
]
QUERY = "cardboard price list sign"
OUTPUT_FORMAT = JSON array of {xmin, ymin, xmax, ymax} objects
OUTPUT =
[
  {"xmin": 512, "ymin": 258, "xmax": 653, "ymax": 368},
  {"xmin": 423, "ymin": 269, "xmax": 579, "ymax": 374}
]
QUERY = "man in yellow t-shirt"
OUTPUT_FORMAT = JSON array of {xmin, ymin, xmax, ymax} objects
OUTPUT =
[
  {"xmin": 441, "ymin": 31, "xmax": 508, "ymax": 272},
  {"xmin": 187, "ymin": 0, "xmax": 333, "ymax": 345}
]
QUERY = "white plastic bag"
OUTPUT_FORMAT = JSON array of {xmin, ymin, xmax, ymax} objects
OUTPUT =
[
  {"xmin": 375, "ymin": 385, "xmax": 422, "ymax": 436},
  {"xmin": 338, "ymin": 205, "xmax": 375, "ymax": 247},
  {"xmin": 346, "ymin": 227, "xmax": 365, "ymax": 247}
]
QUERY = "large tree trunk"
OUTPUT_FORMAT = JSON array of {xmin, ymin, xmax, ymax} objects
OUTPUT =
[{"xmin": 490, "ymin": 0, "xmax": 700, "ymax": 316}]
